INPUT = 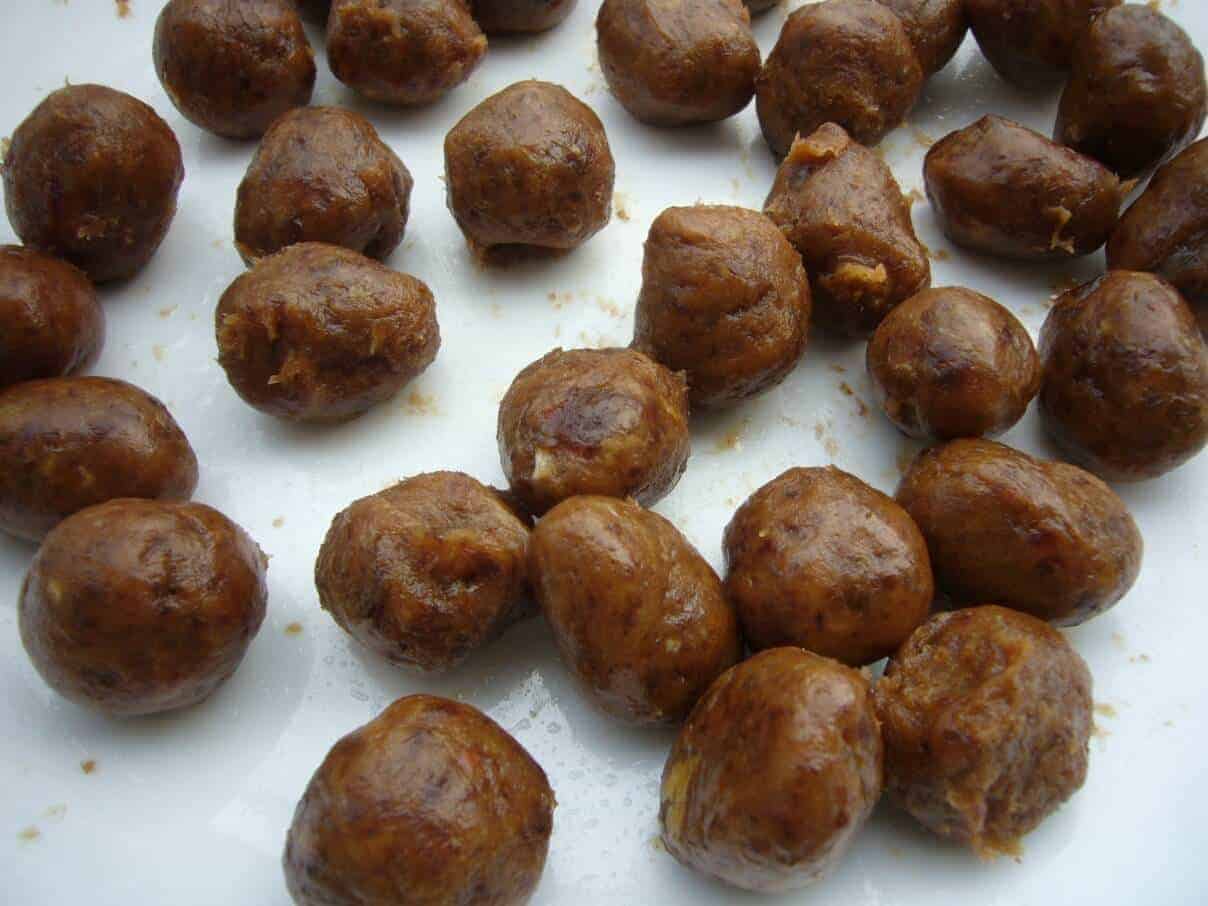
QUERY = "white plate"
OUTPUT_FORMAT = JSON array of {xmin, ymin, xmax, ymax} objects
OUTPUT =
[{"xmin": 2, "ymin": 2, "xmax": 1206, "ymax": 903}]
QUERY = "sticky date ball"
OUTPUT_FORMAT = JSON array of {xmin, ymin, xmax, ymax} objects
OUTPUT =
[
  {"xmin": 874, "ymin": 0, "xmax": 966, "ymax": 77},
  {"xmin": 284, "ymin": 695, "xmax": 555, "ymax": 906},
  {"xmin": 3, "ymin": 85, "xmax": 183, "ymax": 283},
  {"xmin": 19, "ymin": 499, "xmax": 267, "ymax": 717},
  {"xmin": 472, "ymin": 0, "xmax": 576, "ymax": 33},
  {"xmin": 497, "ymin": 347, "xmax": 690, "ymax": 515}
]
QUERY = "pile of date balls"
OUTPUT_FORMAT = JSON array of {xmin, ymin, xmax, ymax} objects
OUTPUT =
[{"xmin": 2, "ymin": 0, "xmax": 1208, "ymax": 901}]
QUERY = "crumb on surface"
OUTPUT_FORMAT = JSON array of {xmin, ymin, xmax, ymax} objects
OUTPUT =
[
  {"xmin": 152, "ymin": 344, "xmax": 166, "ymax": 362},
  {"xmin": 405, "ymin": 391, "xmax": 437, "ymax": 415},
  {"xmin": 932, "ymin": 248, "xmax": 950, "ymax": 261},
  {"xmin": 912, "ymin": 128, "xmax": 936, "ymax": 148},
  {"xmin": 80, "ymin": 760, "xmax": 97, "ymax": 775},
  {"xmin": 272, "ymin": 516, "xmax": 284, "ymax": 528},
  {"xmin": 904, "ymin": 188, "xmax": 924, "ymax": 207},
  {"xmin": 596, "ymin": 296, "xmax": 623, "ymax": 318},
  {"xmin": 0, "ymin": 136, "xmax": 10, "ymax": 165},
  {"xmin": 18, "ymin": 827, "xmax": 39, "ymax": 843},
  {"xmin": 1129, "ymin": 653, "xmax": 1151, "ymax": 664},
  {"xmin": 830, "ymin": 363, "xmax": 847, "ymax": 374},
  {"xmin": 44, "ymin": 805, "xmax": 66, "ymax": 821},
  {"xmin": 1094, "ymin": 703, "xmax": 1118, "ymax": 719},
  {"xmin": 158, "ymin": 306, "xmax": 177, "ymax": 319},
  {"xmin": 1111, "ymin": 631, "xmax": 1127, "ymax": 649},
  {"xmin": 285, "ymin": 622, "xmax": 303, "ymax": 636},
  {"xmin": 613, "ymin": 192, "xmax": 631, "ymax": 222},
  {"xmin": 116, "ymin": 0, "xmax": 132, "ymax": 17}
]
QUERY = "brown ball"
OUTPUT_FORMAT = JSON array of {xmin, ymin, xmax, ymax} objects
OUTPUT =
[
  {"xmin": 327, "ymin": 0, "xmax": 487, "ymax": 107},
  {"xmin": 875, "ymin": 606, "xmax": 1092, "ymax": 856},
  {"xmin": 445, "ymin": 81, "xmax": 615, "ymax": 261},
  {"xmin": 659, "ymin": 647, "xmax": 883, "ymax": 892},
  {"xmin": 723, "ymin": 467, "xmax": 933, "ymax": 666},
  {"xmin": 19, "ymin": 499, "xmax": 267, "ymax": 717},
  {"xmin": 497, "ymin": 347, "xmax": 690, "ymax": 515},
  {"xmin": 0, "ymin": 245, "xmax": 104, "ymax": 389},
  {"xmin": 234, "ymin": 107, "xmax": 413, "ymax": 265},
  {"xmin": 1039, "ymin": 271, "xmax": 1208, "ymax": 481},
  {"xmin": 866, "ymin": 287, "xmax": 1040, "ymax": 441},
  {"xmin": 315, "ymin": 472, "xmax": 532, "ymax": 672},
  {"xmin": 284, "ymin": 695, "xmax": 555, "ymax": 906},
  {"xmin": 596, "ymin": 0, "xmax": 760, "ymax": 126},
  {"xmin": 873, "ymin": 0, "xmax": 966, "ymax": 77},
  {"xmin": 0, "ymin": 377, "xmax": 199, "ymax": 542},
  {"xmin": 756, "ymin": 0, "xmax": 923, "ymax": 156},
  {"xmin": 472, "ymin": 0, "xmax": 576, "ymax": 33},
  {"xmin": 529, "ymin": 495, "xmax": 741, "ymax": 725},
  {"xmin": 632, "ymin": 205, "xmax": 810, "ymax": 409},
  {"xmin": 3, "ymin": 85, "xmax": 183, "ymax": 283},
  {"xmin": 154, "ymin": 0, "xmax": 316, "ymax": 140},
  {"xmin": 216, "ymin": 243, "xmax": 439, "ymax": 423}
]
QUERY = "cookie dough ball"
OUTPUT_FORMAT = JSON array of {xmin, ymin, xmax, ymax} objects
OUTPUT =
[
  {"xmin": 530, "ymin": 496, "xmax": 741, "ymax": 725},
  {"xmin": 659, "ymin": 647, "xmax": 882, "ymax": 892},
  {"xmin": 327, "ymin": 0, "xmax": 486, "ymax": 107},
  {"xmin": 756, "ymin": 0, "xmax": 923, "ymax": 156},
  {"xmin": 19, "ymin": 499, "xmax": 267, "ymax": 716},
  {"xmin": 472, "ymin": 0, "xmax": 576, "ymax": 33},
  {"xmin": 874, "ymin": 0, "xmax": 966, "ymax": 76},
  {"xmin": 632, "ymin": 205, "xmax": 810, "ymax": 408},
  {"xmin": 764, "ymin": 123, "xmax": 930, "ymax": 337},
  {"xmin": 154, "ymin": 0, "xmax": 316, "ymax": 139},
  {"xmin": 924, "ymin": 116, "xmax": 1122, "ymax": 260},
  {"xmin": 597, "ymin": 0, "xmax": 760, "ymax": 126},
  {"xmin": 444, "ymin": 81, "xmax": 614, "ymax": 261},
  {"xmin": 284, "ymin": 695, "xmax": 555, "ymax": 906},
  {"xmin": 0, "ymin": 378, "xmax": 199, "ymax": 542},
  {"xmin": 896, "ymin": 438, "xmax": 1143, "ymax": 625},
  {"xmin": 867, "ymin": 287, "xmax": 1040, "ymax": 440},
  {"xmin": 0, "ymin": 246, "xmax": 103, "ymax": 389},
  {"xmin": 875, "ymin": 607, "xmax": 1092, "ymax": 856},
  {"xmin": 234, "ymin": 107, "xmax": 413, "ymax": 265},
  {"xmin": 315, "ymin": 472, "xmax": 531, "ymax": 672},
  {"xmin": 498, "ymin": 347, "xmax": 689, "ymax": 515},
  {"xmin": 724, "ymin": 467, "xmax": 932, "ymax": 666},
  {"xmin": 3, "ymin": 85, "xmax": 183, "ymax": 283},
  {"xmin": 1040, "ymin": 271, "xmax": 1208, "ymax": 481},
  {"xmin": 216, "ymin": 243, "xmax": 439, "ymax": 423}
]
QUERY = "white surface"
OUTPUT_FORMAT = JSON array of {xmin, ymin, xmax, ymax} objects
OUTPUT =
[{"xmin": 1, "ymin": 1, "xmax": 1206, "ymax": 903}]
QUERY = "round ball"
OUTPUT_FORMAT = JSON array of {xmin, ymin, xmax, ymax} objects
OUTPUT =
[
  {"xmin": 874, "ymin": 0, "xmax": 966, "ymax": 77},
  {"xmin": 472, "ymin": 0, "xmax": 576, "ymax": 33}
]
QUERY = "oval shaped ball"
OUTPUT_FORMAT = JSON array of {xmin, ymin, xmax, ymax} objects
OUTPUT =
[
  {"xmin": 723, "ymin": 467, "xmax": 932, "ymax": 666},
  {"xmin": 895, "ymin": 438, "xmax": 1143, "ymax": 626},
  {"xmin": 497, "ymin": 347, "xmax": 690, "ymax": 515},
  {"xmin": 632, "ymin": 205, "xmax": 810, "ymax": 408},
  {"xmin": 216, "ymin": 243, "xmax": 439, "ymax": 423},
  {"xmin": 874, "ymin": 0, "xmax": 966, "ymax": 77},
  {"xmin": 0, "ymin": 377, "xmax": 199, "ymax": 541},
  {"xmin": 0, "ymin": 246, "xmax": 104, "ymax": 389},
  {"xmin": 867, "ymin": 286, "xmax": 1040, "ymax": 440},
  {"xmin": 597, "ymin": 0, "xmax": 760, "ymax": 126},
  {"xmin": 875, "ymin": 607, "xmax": 1092, "ymax": 856},
  {"xmin": 154, "ymin": 0, "xmax": 316, "ymax": 139},
  {"xmin": 3, "ymin": 85, "xmax": 183, "ymax": 283},
  {"xmin": 530, "ymin": 496, "xmax": 741, "ymax": 725},
  {"xmin": 235, "ymin": 107, "xmax": 413, "ymax": 265},
  {"xmin": 315, "ymin": 472, "xmax": 531, "ymax": 672},
  {"xmin": 19, "ymin": 499, "xmax": 267, "ymax": 716},
  {"xmin": 284, "ymin": 695, "xmax": 554, "ymax": 906},
  {"xmin": 1040, "ymin": 271, "xmax": 1208, "ymax": 481},
  {"xmin": 756, "ymin": 0, "xmax": 923, "ymax": 156},
  {"xmin": 327, "ymin": 0, "xmax": 486, "ymax": 107},
  {"xmin": 472, "ymin": 0, "xmax": 576, "ymax": 32},
  {"xmin": 445, "ymin": 81, "xmax": 615, "ymax": 261},
  {"xmin": 659, "ymin": 647, "xmax": 882, "ymax": 893}
]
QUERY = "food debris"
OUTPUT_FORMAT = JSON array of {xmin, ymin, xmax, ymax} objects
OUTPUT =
[
  {"xmin": 838, "ymin": 382, "xmax": 870, "ymax": 417},
  {"xmin": 548, "ymin": 291, "xmax": 574, "ymax": 310},
  {"xmin": 272, "ymin": 516, "xmax": 285, "ymax": 528},
  {"xmin": 1111, "ymin": 631, "xmax": 1127, "ymax": 650},
  {"xmin": 0, "ymin": 137, "xmax": 10, "ymax": 165},
  {"xmin": 613, "ymin": 192, "xmax": 632, "ymax": 222},
  {"xmin": 912, "ymin": 127, "xmax": 936, "ymax": 148},
  {"xmin": 116, "ymin": 1, "xmax": 132, "ymax": 19},
  {"xmin": 829, "ymin": 363, "xmax": 847, "ymax": 374},
  {"xmin": 596, "ymin": 296, "xmax": 624, "ymax": 318},
  {"xmin": 932, "ymin": 248, "xmax": 951, "ymax": 261},
  {"xmin": 158, "ymin": 305, "xmax": 177, "ymax": 319},
  {"xmin": 714, "ymin": 420, "xmax": 749, "ymax": 453},
  {"xmin": 489, "ymin": 302, "xmax": 502, "ymax": 318},
  {"xmin": 18, "ymin": 827, "xmax": 40, "ymax": 843},
  {"xmin": 1129, "ymin": 653, "xmax": 1151, "ymax": 664},
  {"xmin": 904, "ymin": 188, "xmax": 924, "ymax": 207},
  {"xmin": 44, "ymin": 804, "xmax": 66, "ymax": 821},
  {"xmin": 152, "ymin": 344, "xmax": 166, "ymax": 362},
  {"xmin": 80, "ymin": 759, "xmax": 97, "ymax": 775},
  {"xmin": 1094, "ymin": 703, "xmax": 1118, "ymax": 719},
  {"xmin": 405, "ymin": 391, "xmax": 437, "ymax": 415},
  {"xmin": 814, "ymin": 420, "xmax": 840, "ymax": 458},
  {"xmin": 285, "ymin": 622, "xmax": 303, "ymax": 636}
]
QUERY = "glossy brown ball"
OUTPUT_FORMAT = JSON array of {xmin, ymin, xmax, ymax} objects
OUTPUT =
[
  {"xmin": 472, "ymin": 0, "xmax": 576, "ymax": 32},
  {"xmin": 873, "ymin": 0, "xmax": 966, "ymax": 76},
  {"xmin": 3, "ymin": 85, "xmax": 183, "ymax": 283},
  {"xmin": 284, "ymin": 695, "xmax": 555, "ymax": 906},
  {"xmin": 19, "ymin": 499, "xmax": 267, "ymax": 717}
]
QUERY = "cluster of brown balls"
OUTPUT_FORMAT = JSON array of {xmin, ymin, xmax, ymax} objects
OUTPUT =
[{"xmin": 2, "ymin": 0, "xmax": 1208, "ymax": 903}]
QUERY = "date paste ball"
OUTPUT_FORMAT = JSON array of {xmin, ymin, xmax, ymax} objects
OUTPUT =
[
  {"xmin": 498, "ymin": 347, "xmax": 690, "ymax": 515},
  {"xmin": 660, "ymin": 647, "xmax": 882, "ymax": 892},
  {"xmin": 1040, "ymin": 271, "xmax": 1208, "ymax": 482},
  {"xmin": 3, "ymin": 85, "xmax": 183, "ymax": 283},
  {"xmin": 0, "ymin": 245, "xmax": 103, "ymax": 389},
  {"xmin": 756, "ymin": 0, "xmax": 923, "ymax": 156},
  {"xmin": 597, "ymin": 0, "xmax": 760, "ymax": 127},
  {"xmin": 875, "ymin": 607, "xmax": 1092, "ymax": 856},
  {"xmin": 216, "ymin": 243, "xmax": 439, "ymax": 423},
  {"xmin": 724, "ymin": 467, "xmax": 932, "ymax": 666},
  {"xmin": 327, "ymin": 0, "xmax": 486, "ymax": 107},
  {"xmin": 284, "ymin": 695, "xmax": 554, "ymax": 906},
  {"xmin": 631, "ymin": 205, "xmax": 810, "ymax": 409},
  {"xmin": 530, "ymin": 496, "xmax": 741, "ymax": 725},
  {"xmin": 897, "ymin": 438, "xmax": 1143, "ymax": 626},
  {"xmin": 472, "ymin": 0, "xmax": 576, "ymax": 33},
  {"xmin": 764, "ymin": 123, "xmax": 930, "ymax": 337},
  {"xmin": 874, "ymin": 0, "xmax": 966, "ymax": 77},
  {"xmin": 315, "ymin": 472, "xmax": 531, "ymax": 672},
  {"xmin": 235, "ymin": 106, "xmax": 412, "ymax": 265},
  {"xmin": 154, "ymin": 0, "xmax": 316, "ymax": 140},
  {"xmin": 19, "ymin": 499, "xmax": 267, "ymax": 717},
  {"xmin": 867, "ymin": 287, "xmax": 1040, "ymax": 441},
  {"xmin": 445, "ymin": 80, "xmax": 615, "ymax": 261}
]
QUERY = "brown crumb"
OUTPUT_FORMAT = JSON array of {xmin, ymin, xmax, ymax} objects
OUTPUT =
[
  {"xmin": 1129, "ymin": 653, "xmax": 1151, "ymax": 664},
  {"xmin": 44, "ymin": 805, "xmax": 66, "ymax": 821},
  {"xmin": 596, "ymin": 296, "xmax": 623, "ymax": 318},
  {"xmin": 912, "ymin": 128, "xmax": 936, "ymax": 148},
  {"xmin": 813, "ymin": 420, "xmax": 840, "ymax": 458},
  {"xmin": 0, "ymin": 136, "xmax": 10, "ymax": 165},
  {"xmin": 1091, "ymin": 722, "xmax": 1110, "ymax": 740},
  {"xmin": 211, "ymin": 238, "xmax": 225, "ymax": 249},
  {"xmin": 18, "ymin": 827, "xmax": 39, "ymax": 843},
  {"xmin": 932, "ymin": 248, "xmax": 950, "ymax": 261},
  {"xmin": 116, "ymin": 0, "xmax": 132, "ymax": 17},
  {"xmin": 152, "ymin": 344, "xmax": 166, "ymax": 362},
  {"xmin": 285, "ymin": 622, "xmax": 303, "ymax": 636},
  {"xmin": 1094, "ymin": 702, "xmax": 1118, "ymax": 719},
  {"xmin": 405, "ymin": 391, "xmax": 437, "ymax": 415},
  {"xmin": 549, "ymin": 291, "xmax": 574, "ymax": 310},
  {"xmin": 829, "ymin": 363, "xmax": 847, "ymax": 374},
  {"xmin": 272, "ymin": 516, "xmax": 285, "ymax": 528},
  {"xmin": 650, "ymin": 835, "xmax": 666, "ymax": 853},
  {"xmin": 1111, "ymin": 631, "xmax": 1127, "ymax": 650},
  {"xmin": 158, "ymin": 305, "xmax": 177, "ymax": 319},
  {"xmin": 714, "ymin": 422, "xmax": 748, "ymax": 453},
  {"xmin": 613, "ymin": 192, "xmax": 632, "ymax": 222},
  {"xmin": 904, "ymin": 188, "xmax": 924, "ymax": 207},
  {"xmin": 547, "ymin": 291, "xmax": 557, "ymax": 302},
  {"xmin": 81, "ymin": 759, "xmax": 97, "ymax": 775}
]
